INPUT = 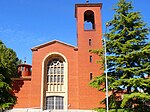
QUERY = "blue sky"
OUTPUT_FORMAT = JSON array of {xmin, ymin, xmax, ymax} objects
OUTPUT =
[{"xmin": 0, "ymin": 0, "xmax": 150, "ymax": 64}]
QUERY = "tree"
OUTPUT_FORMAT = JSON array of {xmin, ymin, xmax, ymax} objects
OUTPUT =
[
  {"xmin": 90, "ymin": 0, "xmax": 150, "ymax": 111},
  {"xmin": 0, "ymin": 40, "xmax": 20, "ymax": 110}
]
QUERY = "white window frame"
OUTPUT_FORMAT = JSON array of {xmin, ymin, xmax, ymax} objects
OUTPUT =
[{"xmin": 46, "ymin": 96, "xmax": 64, "ymax": 110}]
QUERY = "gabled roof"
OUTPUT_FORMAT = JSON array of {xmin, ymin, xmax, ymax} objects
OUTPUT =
[{"xmin": 31, "ymin": 40, "xmax": 78, "ymax": 51}]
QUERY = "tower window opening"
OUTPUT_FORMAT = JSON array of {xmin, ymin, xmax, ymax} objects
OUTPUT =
[
  {"xmin": 89, "ymin": 39, "xmax": 92, "ymax": 46},
  {"xmin": 22, "ymin": 66, "xmax": 24, "ymax": 71},
  {"xmin": 90, "ymin": 55, "xmax": 92, "ymax": 63},
  {"xmin": 84, "ymin": 10, "xmax": 95, "ymax": 30},
  {"xmin": 90, "ymin": 73, "xmax": 93, "ymax": 80}
]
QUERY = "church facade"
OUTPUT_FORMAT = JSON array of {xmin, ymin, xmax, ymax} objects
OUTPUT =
[{"xmin": 12, "ymin": 2, "xmax": 105, "ymax": 112}]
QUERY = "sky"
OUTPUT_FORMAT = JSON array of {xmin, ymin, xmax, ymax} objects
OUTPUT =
[{"xmin": 0, "ymin": 0, "xmax": 150, "ymax": 64}]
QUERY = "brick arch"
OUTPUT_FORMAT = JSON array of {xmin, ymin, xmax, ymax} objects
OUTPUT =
[
  {"xmin": 41, "ymin": 52, "xmax": 68, "ymax": 110},
  {"xmin": 84, "ymin": 10, "xmax": 95, "ymax": 30}
]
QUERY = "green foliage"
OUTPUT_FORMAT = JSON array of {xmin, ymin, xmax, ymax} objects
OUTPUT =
[
  {"xmin": 0, "ymin": 40, "xmax": 20, "ymax": 110},
  {"xmin": 89, "ymin": 0, "xmax": 150, "ymax": 111},
  {"xmin": 121, "ymin": 92, "xmax": 150, "ymax": 107},
  {"xmin": 121, "ymin": 92, "xmax": 150, "ymax": 111},
  {"xmin": 95, "ymin": 108, "xmax": 132, "ymax": 112}
]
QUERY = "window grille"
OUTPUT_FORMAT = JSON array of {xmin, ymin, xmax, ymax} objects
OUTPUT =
[
  {"xmin": 47, "ymin": 58, "xmax": 65, "ymax": 92},
  {"xmin": 46, "ymin": 96, "xmax": 64, "ymax": 110}
]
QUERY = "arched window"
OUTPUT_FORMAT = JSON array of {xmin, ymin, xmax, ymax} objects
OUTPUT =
[
  {"xmin": 47, "ymin": 58, "xmax": 64, "ymax": 84},
  {"xmin": 42, "ymin": 53, "xmax": 68, "ymax": 110},
  {"xmin": 47, "ymin": 58, "xmax": 65, "ymax": 92},
  {"xmin": 46, "ymin": 96, "xmax": 64, "ymax": 110},
  {"xmin": 84, "ymin": 10, "xmax": 95, "ymax": 30}
]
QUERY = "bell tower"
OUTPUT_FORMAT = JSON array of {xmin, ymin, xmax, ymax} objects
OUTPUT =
[{"xmin": 75, "ymin": 2, "xmax": 105, "ymax": 109}]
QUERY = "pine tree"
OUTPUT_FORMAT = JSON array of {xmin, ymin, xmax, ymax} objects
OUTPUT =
[
  {"xmin": 0, "ymin": 40, "xmax": 20, "ymax": 110},
  {"xmin": 90, "ymin": 0, "xmax": 150, "ymax": 111}
]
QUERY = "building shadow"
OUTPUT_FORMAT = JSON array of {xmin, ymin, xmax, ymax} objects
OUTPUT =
[{"xmin": 12, "ymin": 80, "xmax": 24, "ymax": 93}]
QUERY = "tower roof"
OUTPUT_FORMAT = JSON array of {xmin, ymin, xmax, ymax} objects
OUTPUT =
[{"xmin": 18, "ymin": 63, "xmax": 32, "ymax": 67}]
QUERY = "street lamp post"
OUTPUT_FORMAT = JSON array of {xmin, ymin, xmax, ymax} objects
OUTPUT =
[{"xmin": 104, "ymin": 23, "xmax": 109, "ymax": 112}]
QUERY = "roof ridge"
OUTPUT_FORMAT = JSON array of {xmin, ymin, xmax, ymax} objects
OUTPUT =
[{"xmin": 31, "ymin": 40, "xmax": 78, "ymax": 51}]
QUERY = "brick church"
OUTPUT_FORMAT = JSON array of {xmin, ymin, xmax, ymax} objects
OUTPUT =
[{"xmin": 12, "ymin": 2, "xmax": 105, "ymax": 112}]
